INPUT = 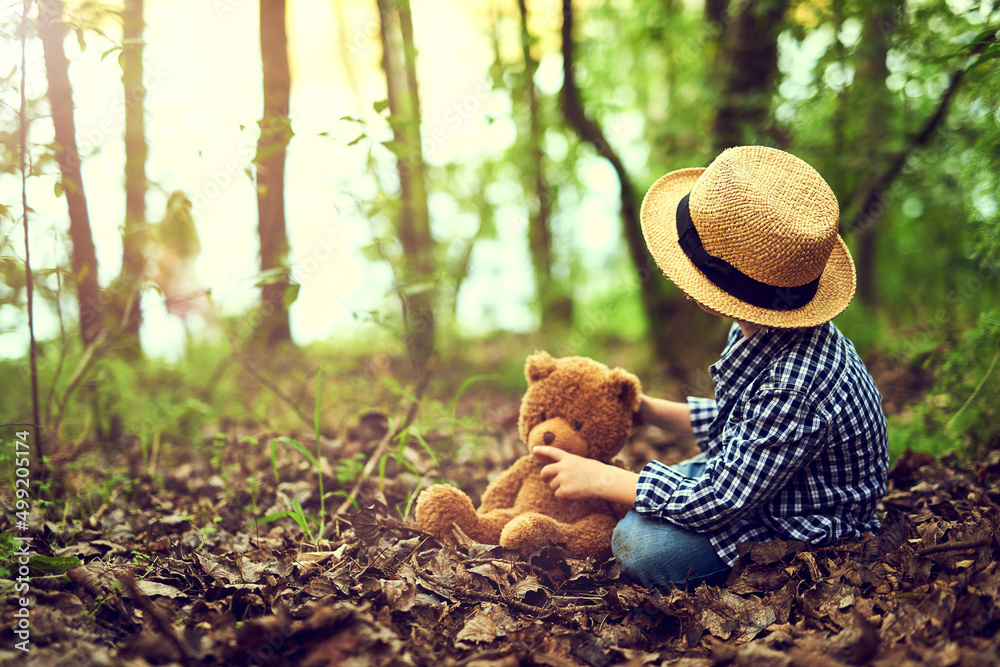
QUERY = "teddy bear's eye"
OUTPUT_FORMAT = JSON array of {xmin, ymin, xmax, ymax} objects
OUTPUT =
[
  {"xmin": 540, "ymin": 412, "xmax": 548, "ymax": 422},
  {"xmin": 574, "ymin": 421, "xmax": 583, "ymax": 431}
]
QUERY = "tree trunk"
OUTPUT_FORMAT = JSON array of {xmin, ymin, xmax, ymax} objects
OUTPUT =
[
  {"xmin": 115, "ymin": 0, "xmax": 147, "ymax": 355},
  {"xmin": 712, "ymin": 0, "xmax": 788, "ymax": 152},
  {"xmin": 255, "ymin": 0, "xmax": 293, "ymax": 349},
  {"xmin": 849, "ymin": 0, "xmax": 896, "ymax": 307},
  {"xmin": 518, "ymin": 0, "xmax": 570, "ymax": 328},
  {"xmin": 560, "ymin": 0, "xmax": 676, "ymax": 363},
  {"xmin": 38, "ymin": 0, "xmax": 101, "ymax": 344},
  {"xmin": 378, "ymin": 0, "xmax": 435, "ymax": 372},
  {"xmin": 704, "ymin": 0, "xmax": 730, "ymax": 92},
  {"xmin": 705, "ymin": 0, "xmax": 729, "ymax": 27}
]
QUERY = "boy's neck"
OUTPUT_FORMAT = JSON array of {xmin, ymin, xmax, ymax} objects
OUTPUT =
[
  {"xmin": 735, "ymin": 320, "xmax": 762, "ymax": 339},
  {"xmin": 694, "ymin": 301, "xmax": 764, "ymax": 339}
]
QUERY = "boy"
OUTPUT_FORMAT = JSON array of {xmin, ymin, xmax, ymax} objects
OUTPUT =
[{"xmin": 532, "ymin": 146, "xmax": 889, "ymax": 588}]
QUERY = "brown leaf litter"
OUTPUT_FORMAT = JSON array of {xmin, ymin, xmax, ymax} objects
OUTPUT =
[{"xmin": 2, "ymin": 449, "xmax": 999, "ymax": 666}]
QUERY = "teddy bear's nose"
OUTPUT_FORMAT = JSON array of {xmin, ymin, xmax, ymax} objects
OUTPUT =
[{"xmin": 543, "ymin": 431, "xmax": 555, "ymax": 445}]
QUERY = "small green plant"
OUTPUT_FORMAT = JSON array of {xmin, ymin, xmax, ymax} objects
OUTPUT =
[
  {"xmin": 0, "ymin": 532, "xmax": 16, "ymax": 580},
  {"xmin": 335, "ymin": 452, "xmax": 367, "ymax": 485},
  {"xmin": 0, "ymin": 534, "xmax": 82, "ymax": 580},
  {"xmin": 89, "ymin": 580, "xmax": 124, "ymax": 618},
  {"xmin": 384, "ymin": 374, "xmax": 497, "ymax": 520},
  {"xmin": 257, "ymin": 370, "xmax": 331, "ymax": 544},
  {"xmin": 130, "ymin": 550, "xmax": 156, "ymax": 578},
  {"xmin": 243, "ymin": 475, "xmax": 261, "ymax": 515},
  {"xmin": 887, "ymin": 311, "xmax": 1000, "ymax": 461},
  {"xmin": 210, "ymin": 433, "xmax": 227, "ymax": 472},
  {"xmin": 194, "ymin": 516, "xmax": 223, "ymax": 550}
]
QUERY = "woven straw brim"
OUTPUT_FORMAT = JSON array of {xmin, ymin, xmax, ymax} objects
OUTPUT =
[{"xmin": 640, "ymin": 168, "xmax": 856, "ymax": 329}]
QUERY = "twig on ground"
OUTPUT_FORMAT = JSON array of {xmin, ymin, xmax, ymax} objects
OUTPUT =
[
  {"xmin": 917, "ymin": 537, "xmax": 992, "ymax": 557},
  {"xmin": 433, "ymin": 577, "xmax": 610, "ymax": 619},
  {"xmin": 333, "ymin": 360, "xmax": 436, "ymax": 519},
  {"xmin": 379, "ymin": 516, "xmax": 434, "ymax": 537},
  {"xmin": 118, "ymin": 572, "xmax": 196, "ymax": 667}
]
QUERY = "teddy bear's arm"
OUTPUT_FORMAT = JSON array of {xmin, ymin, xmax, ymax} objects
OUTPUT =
[{"xmin": 479, "ymin": 454, "xmax": 538, "ymax": 512}]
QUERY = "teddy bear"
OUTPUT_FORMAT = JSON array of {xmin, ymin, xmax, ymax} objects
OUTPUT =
[{"xmin": 415, "ymin": 351, "xmax": 641, "ymax": 560}]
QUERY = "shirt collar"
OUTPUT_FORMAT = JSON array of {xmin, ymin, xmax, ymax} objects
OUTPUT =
[{"xmin": 710, "ymin": 324, "xmax": 805, "ymax": 395}]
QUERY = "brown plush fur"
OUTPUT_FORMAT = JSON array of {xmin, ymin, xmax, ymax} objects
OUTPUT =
[{"xmin": 415, "ymin": 351, "xmax": 641, "ymax": 560}]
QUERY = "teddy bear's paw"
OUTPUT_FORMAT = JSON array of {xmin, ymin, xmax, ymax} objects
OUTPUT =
[
  {"xmin": 415, "ymin": 484, "xmax": 478, "ymax": 538},
  {"xmin": 498, "ymin": 513, "xmax": 564, "ymax": 554}
]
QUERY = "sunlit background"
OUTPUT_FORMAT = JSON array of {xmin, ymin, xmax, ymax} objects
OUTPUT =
[
  {"xmin": 0, "ymin": 0, "xmax": 648, "ymax": 360},
  {"xmin": 1, "ymin": 0, "xmax": 998, "ymax": 367}
]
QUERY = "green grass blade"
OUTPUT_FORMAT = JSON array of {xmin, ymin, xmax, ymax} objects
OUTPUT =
[
  {"xmin": 314, "ymin": 370, "xmax": 324, "ymax": 444},
  {"xmin": 252, "ymin": 511, "xmax": 293, "ymax": 527},
  {"xmin": 269, "ymin": 440, "xmax": 280, "ymax": 483},
  {"xmin": 271, "ymin": 436, "xmax": 319, "ymax": 470},
  {"xmin": 449, "ymin": 374, "xmax": 498, "ymax": 422}
]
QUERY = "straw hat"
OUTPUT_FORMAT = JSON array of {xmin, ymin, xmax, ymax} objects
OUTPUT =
[{"xmin": 639, "ymin": 145, "xmax": 856, "ymax": 329}]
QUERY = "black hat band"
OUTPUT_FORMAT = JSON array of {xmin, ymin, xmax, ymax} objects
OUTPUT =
[{"xmin": 675, "ymin": 193, "xmax": 820, "ymax": 311}]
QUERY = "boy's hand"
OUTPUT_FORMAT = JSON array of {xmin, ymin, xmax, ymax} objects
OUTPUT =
[
  {"xmin": 533, "ymin": 446, "xmax": 605, "ymax": 500},
  {"xmin": 533, "ymin": 446, "xmax": 639, "ymax": 506}
]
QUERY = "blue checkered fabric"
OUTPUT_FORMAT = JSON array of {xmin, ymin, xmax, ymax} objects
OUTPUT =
[{"xmin": 635, "ymin": 322, "xmax": 889, "ymax": 567}]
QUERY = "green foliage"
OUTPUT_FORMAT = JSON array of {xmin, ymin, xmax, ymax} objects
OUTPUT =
[
  {"xmin": 259, "ymin": 377, "xmax": 334, "ymax": 544},
  {"xmin": 266, "ymin": 435, "xmax": 324, "ymax": 543},
  {"xmin": 0, "ymin": 532, "xmax": 81, "ymax": 578},
  {"xmin": 0, "ymin": 0, "xmax": 997, "ymax": 539},
  {"xmin": 888, "ymin": 309, "xmax": 1000, "ymax": 460}
]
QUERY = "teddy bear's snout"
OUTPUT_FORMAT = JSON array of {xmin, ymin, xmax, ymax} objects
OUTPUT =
[{"xmin": 529, "ymin": 418, "xmax": 589, "ymax": 457}]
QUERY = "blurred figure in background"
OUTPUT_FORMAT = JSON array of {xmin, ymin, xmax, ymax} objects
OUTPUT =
[{"xmin": 145, "ymin": 191, "xmax": 213, "ymax": 345}]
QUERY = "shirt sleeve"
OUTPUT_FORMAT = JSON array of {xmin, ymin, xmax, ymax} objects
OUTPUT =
[
  {"xmin": 686, "ymin": 396, "xmax": 718, "ymax": 454},
  {"xmin": 636, "ymin": 388, "xmax": 828, "ymax": 533}
]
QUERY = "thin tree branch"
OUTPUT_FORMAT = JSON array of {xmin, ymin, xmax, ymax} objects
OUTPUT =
[
  {"xmin": 845, "ymin": 28, "xmax": 999, "ymax": 233},
  {"xmin": 227, "ymin": 338, "xmax": 314, "ymax": 430},
  {"xmin": 945, "ymin": 346, "xmax": 1000, "ymax": 432},
  {"xmin": 559, "ymin": 0, "xmax": 637, "ymax": 220},
  {"xmin": 20, "ymin": 0, "xmax": 43, "ymax": 476},
  {"xmin": 559, "ymin": 0, "xmax": 676, "ymax": 350},
  {"xmin": 917, "ymin": 537, "xmax": 992, "ymax": 557},
  {"xmin": 333, "ymin": 360, "xmax": 434, "ymax": 519},
  {"xmin": 43, "ymin": 261, "xmax": 69, "ymax": 425},
  {"xmin": 52, "ymin": 287, "xmax": 141, "ymax": 438}
]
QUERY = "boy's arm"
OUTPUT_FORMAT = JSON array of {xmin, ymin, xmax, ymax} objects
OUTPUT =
[
  {"xmin": 640, "ymin": 393, "xmax": 721, "ymax": 456},
  {"xmin": 687, "ymin": 396, "xmax": 722, "ymax": 458},
  {"xmin": 636, "ymin": 395, "xmax": 694, "ymax": 435},
  {"xmin": 634, "ymin": 388, "xmax": 828, "ymax": 533}
]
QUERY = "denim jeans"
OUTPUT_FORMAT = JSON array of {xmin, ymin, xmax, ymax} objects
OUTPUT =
[{"xmin": 612, "ymin": 454, "xmax": 731, "ymax": 588}]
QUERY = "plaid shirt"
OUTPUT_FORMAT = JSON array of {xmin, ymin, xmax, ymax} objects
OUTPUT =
[{"xmin": 635, "ymin": 322, "xmax": 889, "ymax": 566}]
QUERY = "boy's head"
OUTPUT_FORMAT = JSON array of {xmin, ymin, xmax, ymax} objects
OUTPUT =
[{"xmin": 639, "ymin": 146, "xmax": 855, "ymax": 329}]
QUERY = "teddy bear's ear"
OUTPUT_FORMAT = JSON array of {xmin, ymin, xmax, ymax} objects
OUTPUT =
[
  {"xmin": 525, "ymin": 351, "xmax": 558, "ymax": 384},
  {"xmin": 606, "ymin": 368, "xmax": 642, "ymax": 413}
]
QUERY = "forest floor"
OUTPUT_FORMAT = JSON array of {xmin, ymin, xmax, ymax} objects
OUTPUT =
[{"xmin": 2, "ymin": 366, "xmax": 999, "ymax": 666}]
